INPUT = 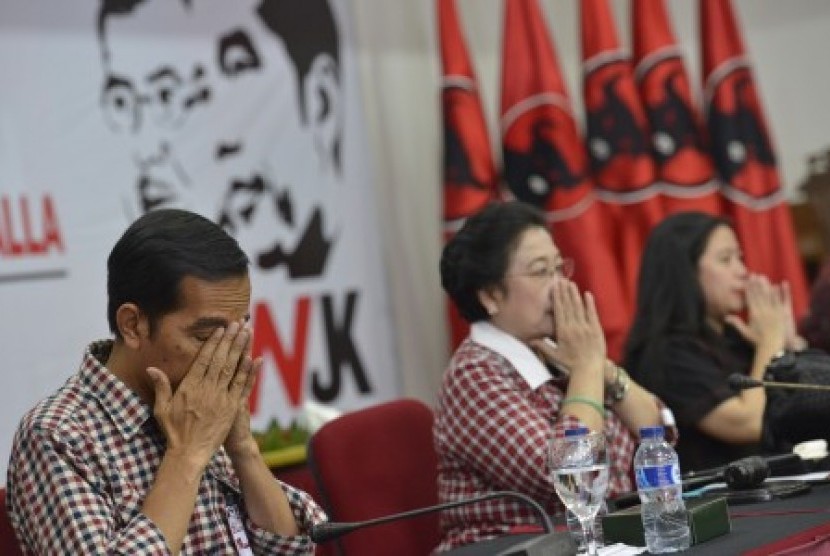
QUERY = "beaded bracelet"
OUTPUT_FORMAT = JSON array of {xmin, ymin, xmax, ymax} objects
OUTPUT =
[{"xmin": 561, "ymin": 396, "xmax": 606, "ymax": 419}]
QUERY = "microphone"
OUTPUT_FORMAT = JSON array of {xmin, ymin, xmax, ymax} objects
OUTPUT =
[
  {"xmin": 728, "ymin": 373, "xmax": 830, "ymax": 392},
  {"xmin": 309, "ymin": 490, "xmax": 576, "ymax": 555},
  {"xmin": 722, "ymin": 455, "xmax": 770, "ymax": 489},
  {"xmin": 682, "ymin": 453, "xmax": 802, "ymax": 490},
  {"xmin": 611, "ymin": 453, "xmax": 802, "ymax": 508}
]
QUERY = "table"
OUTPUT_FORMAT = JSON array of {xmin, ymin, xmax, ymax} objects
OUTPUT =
[
  {"xmin": 686, "ymin": 481, "xmax": 830, "ymax": 555},
  {"xmin": 449, "ymin": 482, "xmax": 830, "ymax": 555}
]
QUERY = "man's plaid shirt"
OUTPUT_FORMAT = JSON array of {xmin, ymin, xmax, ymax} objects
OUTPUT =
[
  {"xmin": 433, "ymin": 323, "xmax": 647, "ymax": 552},
  {"xmin": 6, "ymin": 340, "xmax": 325, "ymax": 555}
]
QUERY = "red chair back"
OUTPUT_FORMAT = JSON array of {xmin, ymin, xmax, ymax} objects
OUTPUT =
[
  {"xmin": 0, "ymin": 489, "xmax": 23, "ymax": 556},
  {"xmin": 307, "ymin": 399, "xmax": 439, "ymax": 555}
]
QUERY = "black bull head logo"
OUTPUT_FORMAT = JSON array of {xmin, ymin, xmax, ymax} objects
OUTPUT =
[
  {"xmin": 503, "ymin": 118, "xmax": 584, "ymax": 207},
  {"xmin": 585, "ymin": 75, "xmax": 650, "ymax": 173},
  {"xmin": 443, "ymin": 118, "xmax": 489, "ymax": 192},
  {"xmin": 646, "ymin": 70, "xmax": 706, "ymax": 165},
  {"xmin": 707, "ymin": 75, "xmax": 776, "ymax": 184}
]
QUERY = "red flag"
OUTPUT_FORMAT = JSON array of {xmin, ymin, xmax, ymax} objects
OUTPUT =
[
  {"xmin": 581, "ymin": 0, "xmax": 664, "ymax": 308},
  {"xmin": 701, "ymin": 0, "xmax": 807, "ymax": 317},
  {"xmin": 439, "ymin": 0, "xmax": 500, "ymax": 348},
  {"xmin": 501, "ymin": 0, "xmax": 629, "ymax": 359},
  {"xmin": 632, "ymin": 0, "xmax": 721, "ymax": 216}
]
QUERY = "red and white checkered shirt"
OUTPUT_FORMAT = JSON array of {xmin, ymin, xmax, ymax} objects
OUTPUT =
[
  {"xmin": 6, "ymin": 340, "xmax": 325, "ymax": 555},
  {"xmin": 433, "ymin": 324, "xmax": 643, "ymax": 552}
]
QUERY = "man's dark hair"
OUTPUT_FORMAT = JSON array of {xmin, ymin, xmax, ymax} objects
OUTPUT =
[
  {"xmin": 97, "ymin": 0, "xmax": 339, "ymax": 99},
  {"xmin": 107, "ymin": 209, "xmax": 249, "ymax": 338},
  {"xmin": 97, "ymin": 0, "xmax": 153, "ymax": 56},
  {"xmin": 257, "ymin": 0, "xmax": 339, "ymax": 115},
  {"xmin": 440, "ymin": 201, "xmax": 547, "ymax": 323},
  {"xmin": 624, "ymin": 211, "xmax": 732, "ymax": 389}
]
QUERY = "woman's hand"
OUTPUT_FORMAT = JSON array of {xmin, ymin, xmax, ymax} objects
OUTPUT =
[
  {"xmin": 781, "ymin": 281, "xmax": 808, "ymax": 351},
  {"xmin": 532, "ymin": 278, "xmax": 605, "ymax": 378},
  {"xmin": 725, "ymin": 274, "xmax": 787, "ymax": 354}
]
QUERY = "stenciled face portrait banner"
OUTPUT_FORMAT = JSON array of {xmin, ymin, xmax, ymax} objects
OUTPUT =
[{"xmin": 0, "ymin": 0, "xmax": 398, "ymax": 473}]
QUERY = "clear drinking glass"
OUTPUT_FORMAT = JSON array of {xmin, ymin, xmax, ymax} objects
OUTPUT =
[{"xmin": 550, "ymin": 430, "xmax": 610, "ymax": 556}]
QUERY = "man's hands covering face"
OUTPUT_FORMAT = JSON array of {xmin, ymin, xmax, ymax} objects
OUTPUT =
[{"xmin": 147, "ymin": 321, "xmax": 259, "ymax": 469}]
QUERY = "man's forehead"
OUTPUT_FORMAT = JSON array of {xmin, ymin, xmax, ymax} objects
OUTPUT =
[
  {"xmin": 185, "ymin": 313, "xmax": 251, "ymax": 330},
  {"xmin": 175, "ymin": 274, "xmax": 252, "ymax": 316},
  {"xmin": 105, "ymin": 0, "xmax": 262, "ymax": 33},
  {"xmin": 103, "ymin": 0, "xmax": 263, "ymax": 74}
]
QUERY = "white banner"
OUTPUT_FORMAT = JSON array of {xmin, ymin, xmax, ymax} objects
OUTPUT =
[{"xmin": 0, "ymin": 0, "xmax": 398, "ymax": 476}]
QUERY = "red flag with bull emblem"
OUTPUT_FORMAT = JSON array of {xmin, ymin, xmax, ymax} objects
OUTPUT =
[
  {"xmin": 632, "ymin": 0, "xmax": 721, "ymax": 216},
  {"xmin": 581, "ymin": 0, "xmax": 664, "ymax": 308},
  {"xmin": 701, "ymin": 0, "xmax": 807, "ymax": 317},
  {"xmin": 439, "ymin": 0, "xmax": 500, "ymax": 348},
  {"xmin": 501, "ymin": 0, "xmax": 629, "ymax": 359}
]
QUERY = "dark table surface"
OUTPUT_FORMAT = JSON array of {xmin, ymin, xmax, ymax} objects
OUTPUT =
[
  {"xmin": 685, "ymin": 480, "xmax": 830, "ymax": 555},
  {"xmin": 443, "ymin": 481, "xmax": 830, "ymax": 555}
]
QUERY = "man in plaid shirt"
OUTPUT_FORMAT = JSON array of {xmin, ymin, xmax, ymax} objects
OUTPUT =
[
  {"xmin": 7, "ymin": 209, "xmax": 325, "ymax": 554},
  {"xmin": 435, "ymin": 202, "xmax": 673, "ymax": 551}
]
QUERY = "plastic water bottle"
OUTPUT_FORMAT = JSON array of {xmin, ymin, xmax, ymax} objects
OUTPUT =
[
  {"xmin": 563, "ymin": 427, "xmax": 605, "ymax": 550},
  {"xmin": 634, "ymin": 426, "xmax": 691, "ymax": 553}
]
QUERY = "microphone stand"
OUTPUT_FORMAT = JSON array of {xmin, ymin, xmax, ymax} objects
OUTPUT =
[
  {"xmin": 682, "ymin": 452, "xmax": 802, "ymax": 481},
  {"xmin": 310, "ymin": 490, "xmax": 577, "ymax": 556},
  {"xmin": 761, "ymin": 381, "xmax": 830, "ymax": 391},
  {"xmin": 728, "ymin": 373, "xmax": 830, "ymax": 392}
]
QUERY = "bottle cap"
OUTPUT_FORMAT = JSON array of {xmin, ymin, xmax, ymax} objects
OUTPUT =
[
  {"xmin": 639, "ymin": 425, "xmax": 664, "ymax": 439},
  {"xmin": 564, "ymin": 426, "xmax": 589, "ymax": 437}
]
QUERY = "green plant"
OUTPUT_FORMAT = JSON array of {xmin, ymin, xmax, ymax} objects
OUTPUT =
[{"xmin": 252, "ymin": 419, "xmax": 310, "ymax": 452}]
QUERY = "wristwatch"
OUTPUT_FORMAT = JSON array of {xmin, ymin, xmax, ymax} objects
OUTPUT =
[{"xmin": 606, "ymin": 365, "xmax": 630, "ymax": 403}]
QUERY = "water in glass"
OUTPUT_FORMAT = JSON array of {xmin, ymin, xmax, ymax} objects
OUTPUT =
[{"xmin": 550, "ymin": 430, "xmax": 610, "ymax": 556}]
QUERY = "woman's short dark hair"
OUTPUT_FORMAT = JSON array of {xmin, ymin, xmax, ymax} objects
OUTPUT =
[
  {"xmin": 624, "ymin": 211, "xmax": 732, "ymax": 384},
  {"xmin": 440, "ymin": 201, "xmax": 547, "ymax": 323},
  {"xmin": 107, "ymin": 209, "xmax": 249, "ymax": 338}
]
